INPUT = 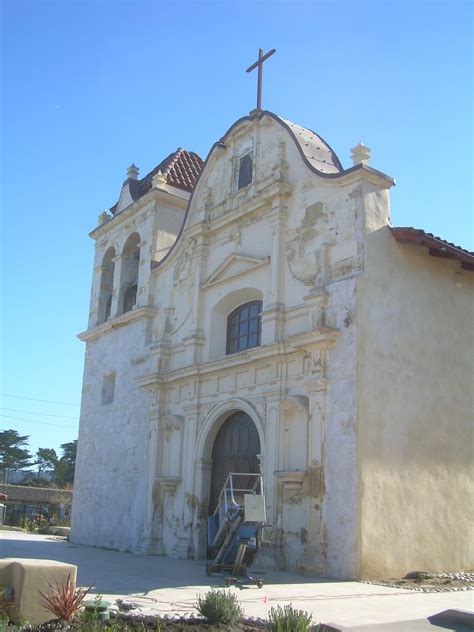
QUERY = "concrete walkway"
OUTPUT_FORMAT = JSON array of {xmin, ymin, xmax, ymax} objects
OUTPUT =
[{"xmin": 1, "ymin": 530, "xmax": 472, "ymax": 629}]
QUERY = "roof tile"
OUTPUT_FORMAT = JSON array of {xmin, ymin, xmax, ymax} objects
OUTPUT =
[
  {"xmin": 391, "ymin": 227, "xmax": 474, "ymax": 271},
  {"xmin": 0, "ymin": 484, "xmax": 73, "ymax": 504},
  {"xmin": 111, "ymin": 149, "xmax": 204, "ymax": 215}
]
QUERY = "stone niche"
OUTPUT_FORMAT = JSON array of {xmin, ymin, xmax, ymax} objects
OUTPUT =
[
  {"xmin": 274, "ymin": 396, "xmax": 310, "ymax": 572},
  {"xmin": 279, "ymin": 396, "xmax": 309, "ymax": 472},
  {"xmin": 157, "ymin": 414, "xmax": 184, "ymax": 485}
]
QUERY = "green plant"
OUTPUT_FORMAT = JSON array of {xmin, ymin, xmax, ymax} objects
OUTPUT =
[
  {"xmin": 0, "ymin": 609, "xmax": 8, "ymax": 632},
  {"xmin": 195, "ymin": 588, "xmax": 243, "ymax": 625},
  {"xmin": 38, "ymin": 573, "xmax": 93, "ymax": 621},
  {"xmin": 0, "ymin": 585, "xmax": 13, "ymax": 615},
  {"xmin": 37, "ymin": 516, "xmax": 50, "ymax": 535},
  {"xmin": 267, "ymin": 604, "xmax": 314, "ymax": 632},
  {"xmin": 0, "ymin": 583, "xmax": 17, "ymax": 630},
  {"xmin": 82, "ymin": 593, "xmax": 102, "ymax": 627},
  {"xmin": 0, "ymin": 605, "xmax": 27, "ymax": 632},
  {"xmin": 21, "ymin": 518, "xmax": 37, "ymax": 533}
]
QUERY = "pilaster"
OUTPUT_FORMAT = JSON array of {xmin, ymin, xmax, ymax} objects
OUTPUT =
[
  {"xmin": 173, "ymin": 412, "xmax": 197, "ymax": 558},
  {"xmin": 136, "ymin": 409, "xmax": 159, "ymax": 554},
  {"xmin": 262, "ymin": 200, "xmax": 287, "ymax": 345},
  {"xmin": 192, "ymin": 457, "xmax": 213, "ymax": 558}
]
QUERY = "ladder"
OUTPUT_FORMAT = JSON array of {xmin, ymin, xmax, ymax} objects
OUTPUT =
[{"xmin": 206, "ymin": 472, "xmax": 267, "ymax": 588}]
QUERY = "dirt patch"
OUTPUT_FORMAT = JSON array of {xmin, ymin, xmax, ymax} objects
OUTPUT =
[
  {"xmin": 113, "ymin": 613, "xmax": 268, "ymax": 631},
  {"xmin": 25, "ymin": 616, "xmax": 268, "ymax": 631}
]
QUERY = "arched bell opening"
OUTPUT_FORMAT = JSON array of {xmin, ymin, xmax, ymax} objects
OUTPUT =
[
  {"xmin": 97, "ymin": 247, "xmax": 116, "ymax": 324},
  {"xmin": 119, "ymin": 232, "xmax": 140, "ymax": 314}
]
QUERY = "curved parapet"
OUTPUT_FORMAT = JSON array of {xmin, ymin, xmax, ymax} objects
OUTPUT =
[{"xmin": 153, "ymin": 109, "xmax": 394, "ymax": 273}]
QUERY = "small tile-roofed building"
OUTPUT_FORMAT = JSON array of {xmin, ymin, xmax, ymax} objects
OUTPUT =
[{"xmin": 0, "ymin": 484, "xmax": 73, "ymax": 526}]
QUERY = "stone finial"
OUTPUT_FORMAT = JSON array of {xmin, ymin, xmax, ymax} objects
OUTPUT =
[
  {"xmin": 98, "ymin": 210, "xmax": 111, "ymax": 225},
  {"xmin": 127, "ymin": 163, "xmax": 139, "ymax": 180},
  {"xmin": 152, "ymin": 170, "xmax": 168, "ymax": 189},
  {"xmin": 351, "ymin": 142, "xmax": 371, "ymax": 166}
]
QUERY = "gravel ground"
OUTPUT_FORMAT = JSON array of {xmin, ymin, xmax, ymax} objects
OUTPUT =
[{"xmin": 363, "ymin": 571, "xmax": 474, "ymax": 593}]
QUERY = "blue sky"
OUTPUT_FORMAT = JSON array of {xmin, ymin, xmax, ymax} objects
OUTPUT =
[{"xmin": 1, "ymin": 0, "xmax": 472, "ymax": 461}]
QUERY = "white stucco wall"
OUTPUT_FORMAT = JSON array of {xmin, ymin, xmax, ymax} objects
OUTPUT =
[
  {"xmin": 72, "ymin": 319, "xmax": 153, "ymax": 550},
  {"xmin": 357, "ymin": 223, "xmax": 474, "ymax": 578}
]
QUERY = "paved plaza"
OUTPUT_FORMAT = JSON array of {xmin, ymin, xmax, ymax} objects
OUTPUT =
[{"xmin": 1, "ymin": 530, "xmax": 472, "ymax": 630}]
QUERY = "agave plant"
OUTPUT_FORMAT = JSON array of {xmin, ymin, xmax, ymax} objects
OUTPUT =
[{"xmin": 38, "ymin": 573, "xmax": 93, "ymax": 621}]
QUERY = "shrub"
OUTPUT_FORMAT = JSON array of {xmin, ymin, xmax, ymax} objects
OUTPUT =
[
  {"xmin": 0, "ymin": 585, "xmax": 14, "ymax": 614},
  {"xmin": 38, "ymin": 573, "xmax": 93, "ymax": 621},
  {"xmin": 267, "ymin": 604, "xmax": 314, "ymax": 632},
  {"xmin": 195, "ymin": 588, "xmax": 243, "ymax": 625},
  {"xmin": 21, "ymin": 518, "xmax": 37, "ymax": 533}
]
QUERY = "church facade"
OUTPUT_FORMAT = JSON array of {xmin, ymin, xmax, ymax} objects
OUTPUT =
[{"xmin": 71, "ymin": 109, "xmax": 473, "ymax": 579}]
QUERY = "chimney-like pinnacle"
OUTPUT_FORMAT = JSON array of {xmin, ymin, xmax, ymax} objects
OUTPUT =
[
  {"xmin": 127, "ymin": 163, "xmax": 139, "ymax": 180},
  {"xmin": 152, "ymin": 169, "xmax": 168, "ymax": 189},
  {"xmin": 98, "ymin": 210, "xmax": 111, "ymax": 225},
  {"xmin": 351, "ymin": 142, "xmax": 371, "ymax": 166}
]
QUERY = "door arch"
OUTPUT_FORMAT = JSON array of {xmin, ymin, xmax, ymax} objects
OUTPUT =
[{"xmin": 209, "ymin": 411, "xmax": 261, "ymax": 514}]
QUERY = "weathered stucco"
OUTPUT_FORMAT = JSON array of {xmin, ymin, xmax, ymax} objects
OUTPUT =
[
  {"xmin": 71, "ymin": 109, "xmax": 472, "ymax": 580},
  {"xmin": 357, "ymin": 212, "xmax": 474, "ymax": 578}
]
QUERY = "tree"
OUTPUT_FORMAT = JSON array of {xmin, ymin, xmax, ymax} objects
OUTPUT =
[
  {"xmin": 19, "ymin": 472, "xmax": 52, "ymax": 487},
  {"xmin": 54, "ymin": 440, "xmax": 77, "ymax": 488},
  {"xmin": 35, "ymin": 447, "xmax": 58, "ymax": 480},
  {"xmin": 0, "ymin": 429, "xmax": 32, "ymax": 483}
]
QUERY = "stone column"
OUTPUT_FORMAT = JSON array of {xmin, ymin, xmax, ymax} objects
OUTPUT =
[
  {"xmin": 110, "ymin": 254, "xmax": 123, "ymax": 317},
  {"xmin": 192, "ymin": 457, "xmax": 213, "ymax": 558},
  {"xmin": 174, "ymin": 413, "xmax": 197, "ymax": 558},
  {"xmin": 183, "ymin": 243, "xmax": 208, "ymax": 366},
  {"xmin": 299, "ymin": 383, "xmax": 328, "ymax": 574},
  {"xmin": 254, "ymin": 396, "xmax": 284, "ymax": 569},
  {"xmin": 264, "ymin": 398, "xmax": 280, "ymax": 526},
  {"xmin": 136, "ymin": 409, "xmax": 159, "ymax": 554},
  {"xmin": 261, "ymin": 204, "xmax": 286, "ymax": 345},
  {"xmin": 136, "ymin": 239, "xmax": 150, "ymax": 308}
]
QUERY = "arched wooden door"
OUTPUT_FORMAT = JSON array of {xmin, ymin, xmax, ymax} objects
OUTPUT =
[{"xmin": 209, "ymin": 411, "xmax": 261, "ymax": 514}]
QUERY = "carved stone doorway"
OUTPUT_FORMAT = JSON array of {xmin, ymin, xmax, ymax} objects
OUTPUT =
[{"xmin": 209, "ymin": 411, "xmax": 261, "ymax": 515}]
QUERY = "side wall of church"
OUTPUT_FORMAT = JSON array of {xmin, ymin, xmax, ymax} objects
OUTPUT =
[
  {"xmin": 73, "ymin": 320, "xmax": 153, "ymax": 550},
  {"xmin": 357, "ymin": 208, "xmax": 474, "ymax": 577}
]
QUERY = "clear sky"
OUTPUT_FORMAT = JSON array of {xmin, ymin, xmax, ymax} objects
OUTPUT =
[{"xmin": 1, "ymin": 0, "xmax": 472, "ymax": 462}]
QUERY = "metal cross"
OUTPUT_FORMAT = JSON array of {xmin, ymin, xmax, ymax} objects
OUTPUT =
[{"xmin": 246, "ymin": 48, "xmax": 276, "ymax": 111}]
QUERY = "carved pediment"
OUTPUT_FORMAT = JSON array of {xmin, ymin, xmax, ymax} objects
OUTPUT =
[{"xmin": 203, "ymin": 254, "xmax": 270, "ymax": 289}]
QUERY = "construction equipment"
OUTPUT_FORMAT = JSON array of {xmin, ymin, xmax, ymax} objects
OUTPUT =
[{"xmin": 206, "ymin": 472, "xmax": 267, "ymax": 588}]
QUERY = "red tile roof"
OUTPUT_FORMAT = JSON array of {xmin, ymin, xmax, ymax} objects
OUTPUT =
[
  {"xmin": 110, "ymin": 149, "xmax": 204, "ymax": 215},
  {"xmin": 391, "ymin": 227, "xmax": 474, "ymax": 271},
  {"xmin": 0, "ymin": 484, "xmax": 72, "ymax": 504}
]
